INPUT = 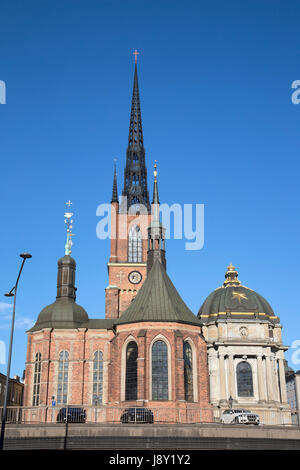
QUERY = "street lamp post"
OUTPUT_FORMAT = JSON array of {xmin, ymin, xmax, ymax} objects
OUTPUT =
[{"xmin": 0, "ymin": 252, "xmax": 32, "ymax": 451}]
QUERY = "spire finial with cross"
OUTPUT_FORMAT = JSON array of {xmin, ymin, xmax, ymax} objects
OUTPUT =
[
  {"xmin": 64, "ymin": 200, "xmax": 74, "ymax": 255},
  {"xmin": 133, "ymin": 49, "xmax": 139, "ymax": 64}
]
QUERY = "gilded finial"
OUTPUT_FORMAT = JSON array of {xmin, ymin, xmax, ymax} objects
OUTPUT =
[
  {"xmin": 64, "ymin": 201, "xmax": 74, "ymax": 255},
  {"xmin": 223, "ymin": 263, "xmax": 240, "ymax": 286},
  {"xmin": 154, "ymin": 160, "xmax": 157, "ymax": 182}
]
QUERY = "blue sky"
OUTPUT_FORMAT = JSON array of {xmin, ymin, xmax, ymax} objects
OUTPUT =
[{"xmin": 0, "ymin": 0, "xmax": 300, "ymax": 377}]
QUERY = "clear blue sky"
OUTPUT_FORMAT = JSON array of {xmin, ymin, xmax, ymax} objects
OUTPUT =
[{"xmin": 1, "ymin": 0, "xmax": 300, "ymax": 378}]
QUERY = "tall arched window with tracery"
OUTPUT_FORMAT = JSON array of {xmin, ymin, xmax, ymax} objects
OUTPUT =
[
  {"xmin": 128, "ymin": 225, "xmax": 142, "ymax": 262},
  {"xmin": 236, "ymin": 361, "xmax": 253, "ymax": 397},
  {"xmin": 57, "ymin": 351, "xmax": 69, "ymax": 405},
  {"xmin": 32, "ymin": 352, "xmax": 41, "ymax": 406},
  {"xmin": 125, "ymin": 341, "xmax": 138, "ymax": 400},
  {"xmin": 183, "ymin": 342, "xmax": 193, "ymax": 402},
  {"xmin": 152, "ymin": 340, "xmax": 168, "ymax": 400},
  {"xmin": 93, "ymin": 351, "xmax": 103, "ymax": 404}
]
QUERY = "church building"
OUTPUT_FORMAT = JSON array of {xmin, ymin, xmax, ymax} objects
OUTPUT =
[
  {"xmin": 23, "ymin": 59, "xmax": 291, "ymax": 425},
  {"xmin": 23, "ymin": 61, "xmax": 212, "ymax": 424}
]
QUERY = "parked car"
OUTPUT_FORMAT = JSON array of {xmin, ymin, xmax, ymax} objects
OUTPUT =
[
  {"xmin": 120, "ymin": 407, "xmax": 154, "ymax": 424},
  {"xmin": 56, "ymin": 407, "xmax": 86, "ymax": 423},
  {"xmin": 221, "ymin": 409, "xmax": 260, "ymax": 425}
]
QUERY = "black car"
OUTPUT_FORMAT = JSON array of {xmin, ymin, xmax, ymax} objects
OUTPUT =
[
  {"xmin": 56, "ymin": 407, "xmax": 86, "ymax": 423},
  {"xmin": 120, "ymin": 407, "xmax": 154, "ymax": 424}
]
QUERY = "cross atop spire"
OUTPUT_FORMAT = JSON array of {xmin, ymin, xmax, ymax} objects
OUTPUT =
[{"xmin": 133, "ymin": 49, "xmax": 139, "ymax": 64}]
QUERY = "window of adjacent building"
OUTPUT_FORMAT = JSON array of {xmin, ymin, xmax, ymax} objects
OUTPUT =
[
  {"xmin": 125, "ymin": 341, "xmax": 138, "ymax": 401},
  {"xmin": 93, "ymin": 350, "xmax": 103, "ymax": 405},
  {"xmin": 183, "ymin": 342, "xmax": 193, "ymax": 402},
  {"xmin": 152, "ymin": 340, "xmax": 168, "ymax": 401},
  {"xmin": 236, "ymin": 361, "xmax": 254, "ymax": 397},
  {"xmin": 32, "ymin": 352, "xmax": 41, "ymax": 406},
  {"xmin": 57, "ymin": 351, "xmax": 69, "ymax": 405},
  {"xmin": 128, "ymin": 225, "xmax": 142, "ymax": 262}
]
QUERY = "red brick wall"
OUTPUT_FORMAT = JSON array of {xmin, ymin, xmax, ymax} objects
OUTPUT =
[
  {"xmin": 105, "ymin": 206, "xmax": 152, "ymax": 318},
  {"xmin": 24, "ymin": 322, "xmax": 213, "ymax": 423},
  {"xmin": 109, "ymin": 322, "xmax": 212, "ymax": 410}
]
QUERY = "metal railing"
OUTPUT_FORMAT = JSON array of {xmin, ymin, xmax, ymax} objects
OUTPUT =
[
  {"xmin": 0, "ymin": 405, "xmax": 298, "ymax": 426},
  {"xmin": 0, "ymin": 405, "xmax": 213, "ymax": 425}
]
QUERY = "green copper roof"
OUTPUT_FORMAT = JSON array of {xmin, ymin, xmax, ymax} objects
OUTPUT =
[
  {"xmin": 198, "ymin": 285, "xmax": 279, "ymax": 324},
  {"xmin": 116, "ymin": 260, "xmax": 200, "ymax": 326},
  {"xmin": 198, "ymin": 265, "xmax": 279, "ymax": 324},
  {"xmin": 28, "ymin": 298, "xmax": 89, "ymax": 332}
]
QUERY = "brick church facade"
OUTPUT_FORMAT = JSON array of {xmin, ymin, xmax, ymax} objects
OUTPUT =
[{"xmin": 23, "ymin": 62, "xmax": 212, "ymax": 423}]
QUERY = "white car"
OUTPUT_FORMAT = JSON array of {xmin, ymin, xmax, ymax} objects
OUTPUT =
[{"xmin": 221, "ymin": 409, "xmax": 260, "ymax": 425}]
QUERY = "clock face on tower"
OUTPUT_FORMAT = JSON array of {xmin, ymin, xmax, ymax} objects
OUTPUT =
[{"xmin": 128, "ymin": 271, "xmax": 142, "ymax": 285}]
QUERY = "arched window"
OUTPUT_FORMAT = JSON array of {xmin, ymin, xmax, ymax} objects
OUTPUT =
[
  {"xmin": 152, "ymin": 340, "xmax": 168, "ymax": 400},
  {"xmin": 236, "ymin": 361, "xmax": 253, "ymax": 397},
  {"xmin": 125, "ymin": 341, "xmax": 138, "ymax": 400},
  {"xmin": 128, "ymin": 225, "xmax": 142, "ymax": 262},
  {"xmin": 93, "ymin": 351, "xmax": 103, "ymax": 405},
  {"xmin": 183, "ymin": 342, "xmax": 193, "ymax": 402},
  {"xmin": 57, "ymin": 351, "xmax": 69, "ymax": 405},
  {"xmin": 32, "ymin": 352, "xmax": 41, "ymax": 406}
]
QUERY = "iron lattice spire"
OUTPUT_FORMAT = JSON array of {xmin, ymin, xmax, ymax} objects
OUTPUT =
[{"xmin": 122, "ymin": 59, "xmax": 150, "ymax": 212}]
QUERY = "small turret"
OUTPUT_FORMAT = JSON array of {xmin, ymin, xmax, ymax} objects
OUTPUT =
[
  {"xmin": 28, "ymin": 201, "xmax": 88, "ymax": 332},
  {"xmin": 147, "ymin": 162, "xmax": 166, "ymax": 273},
  {"xmin": 223, "ymin": 263, "xmax": 241, "ymax": 287},
  {"xmin": 111, "ymin": 162, "xmax": 119, "ymax": 204}
]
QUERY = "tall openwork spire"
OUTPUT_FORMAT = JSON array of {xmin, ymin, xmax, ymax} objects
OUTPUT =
[{"xmin": 122, "ymin": 53, "xmax": 150, "ymax": 212}]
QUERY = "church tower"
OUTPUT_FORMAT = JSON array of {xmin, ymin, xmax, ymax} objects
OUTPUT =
[{"xmin": 105, "ymin": 55, "xmax": 152, "ymax": 319}]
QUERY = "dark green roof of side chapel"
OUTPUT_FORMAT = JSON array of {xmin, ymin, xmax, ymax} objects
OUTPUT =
[{"xmin": 116, "ymin": 260, "xmax": 200, "ymax": 326}]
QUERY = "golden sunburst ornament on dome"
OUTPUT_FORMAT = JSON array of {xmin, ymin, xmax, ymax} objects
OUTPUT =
[{"xmin": 232, "ymin": 291, "xmax": 248, "ymax": 303}]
